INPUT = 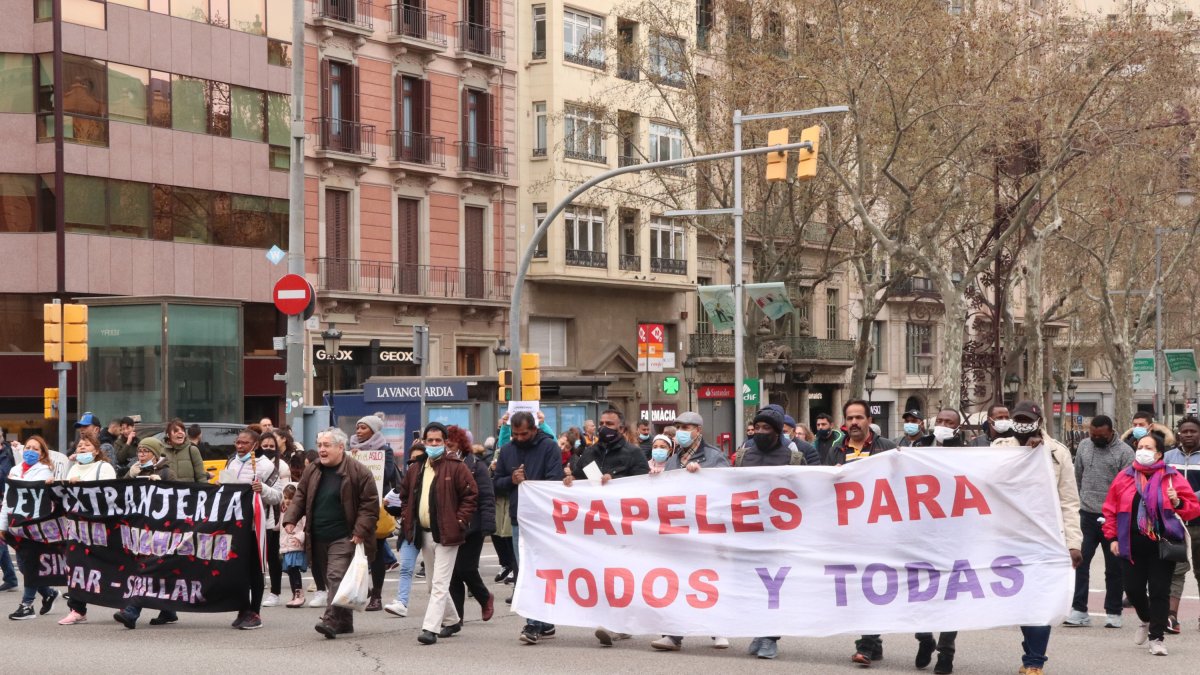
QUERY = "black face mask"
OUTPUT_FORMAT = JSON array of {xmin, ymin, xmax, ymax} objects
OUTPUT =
[
  {"xmin": 513, "ymin": 435, "xmax": 536, "ymax": 450},
  {"xmin": 1090, "ymin": 435, "xmax": 1110, "ymax": 447},
  {"xmin": 597, "ymin": 426, "xmax": 621, "ymax": 447},
  {"xmin": 261, "ymin": 448, "xmax": 277, "ymax": 459},
  {"xmin": 816, "ymin": 429, "xmax": 831, "ymax": 440},
  {"xmin": 753, "ymin": 432, "xmax": 779, "ymax": 452}
]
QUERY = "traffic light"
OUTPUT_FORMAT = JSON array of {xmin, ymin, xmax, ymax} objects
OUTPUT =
[
  {"xmin": 765, "ymin": 127, "xmax": 789, "ymax": 182},
  {"xmin": 497, "ymin": 369, "xmax": 513, "ymax": 402},
  {"xmin": 520, "ymin": 353, "xmax": 541, "ymax": 401},
  {"xmin": 796, "ymin": 124, "xmax": 821, "ymax": 181},
  {"xmin": 43, "ymin": 388, "xmax": 58, "ymax": 419},
  {"xmin": 44, "ymin": 303, "xmax": 88, "ymax": 362}
]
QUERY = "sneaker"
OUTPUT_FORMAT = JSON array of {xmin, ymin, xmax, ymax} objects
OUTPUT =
[
  {"xmin": 747, "ymin": 637, "xmax": 765, "ymax": 655},
  {"xmin": 595, "ymin": 627, "xmax": 615, "ymax": 647},
  {"xmin": 1105, "ymin": 614, "xmax": 1122, "ymax": 628},
  {"xmin": 315, "ymin": 622, "xmax": 338, "ymax": 640},
  {"xmin": 261, "ymin": 593, "xmax": 280, "ymax": 608},
  {"xmin": 916, "ymin": 635, "xmax": 937, "ymax": 668},
  {"xmin": 651, "ymin": 636, "xmax": 682, "ymax": 651},
  {"xmin": 58, "ymin": 610, "xmax": 87, "ymax": 626},
  {"xmin": 934, "ymin": 653, "xmax": 954, "ymax": 674},
  {"xmin": 0, "ymin": 582, "xmax": 16, "ymax": 592},
  {"xmin": 286, "ymin": 591, "xmax": 305, "ymax": 608},
  {"xmin": 1135, "ymin": 622, "xmax": 1149, "ymax": 645},
  {"xmin": 39, "ymin": 589, "xmax": 58, "ymax": 615},
  {"xmin": 756, "ymin": 638, "xmax": 778, "ymax": 660},
  {"xmin": 148, "ymin": 614, "xmax": 178, "ymax": 626},
  {"xmin": 505, "ymin": 594, "xmax": 513, "ymax": 605},
  {"xmin": 307, "ymin": 590, "xmax": 327, "ymax": 608},
  {"xmin": 112, "ymin": 611, "xmax": 136, "ymax": 629},
  {"xmin": 712, "ymin": 637, "xmax": 730, "ymax": 649},
  {"xmin": 539, "ymin": 628, "xmax": 556, "ymax": 639},
  {"xmin": 852, "ymin": 651, "xmax": 872, "ymax": 666},
  {"xmin": 519, "ymin": 626, "xmax": 540, "ymax": 645},
  {"xmin": 237, "ymin": 612, "xmax": 261, "ymax": 630},
  {"xmin": 8, "ymin": 603, "xmax": 35, "ymax": 621},
  {"xmin": 1149, "ymin": 639, "xmax": 1168, "ymax": 656},
  {"xmin": 1166, "ymin": 614, "xmax": 1181, "ymax": 634},
  {"xmin": 231, "ymin": 611, "xmax": 247, "ymax": 628},
  {"xmin": 365, "ymin": 598, "xmax": 382, "ymax": 612},
  {"xmin": 387, "ymin": 561, "xmax": 400, "ymax": 572},
  {"xmin": 415, "ymin": 564, "xmax": 426, "ymax": 579},
  {"xmin": 1062, "ymin": 609, "xmax": 1091, "ymax": 626},
  {"xmin": 384, "ymin": 601, "xmax": 408, "ymax": 617},
  {"xmin": 495, "ymin": 566, "xmax": 512, "ymax": 583}
]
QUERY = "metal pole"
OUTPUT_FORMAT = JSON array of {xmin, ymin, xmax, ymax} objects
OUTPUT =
[
  {"xmin": 416, "ymin": 325, "xmax": 429, "ymax": 427},
  {"xmin": 733, "ymin": 110, "xmax": 746, "ymax": 444},
  {"xmin": 53, "ymin": 296, "xmax": 68, "ymax": 450},
  {"xmin": 286, "ymin": 0, "xmax": 307, "ymax": 439},
  {"xmin": 1155, "ymin": 228, "xmax": 1164, "ymax": 421}
]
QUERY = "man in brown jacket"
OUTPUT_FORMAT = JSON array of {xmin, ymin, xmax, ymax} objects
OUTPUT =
[
  {"xmin": 283, "ymin": 427, "xmax": 378, "ymax": 639},
  {"xmin": 400, "ymin": 422, "xmax": 478, "ymax": 645}
]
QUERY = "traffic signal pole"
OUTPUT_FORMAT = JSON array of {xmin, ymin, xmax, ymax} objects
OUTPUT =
[{"xmin": 285, "ymin": 0, "xmax": 307, "ymax": 440}]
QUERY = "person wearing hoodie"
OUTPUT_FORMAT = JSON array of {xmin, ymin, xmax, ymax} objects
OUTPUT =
[
  {"xmin": 495, "ymin": 412, "xmax": 564, "ymax": 645},
  {"xmin": 1123, "ymin": 411, "xmax": 1160, "ymax": 450},
  {"xmin": 349, "ymin": 415, "xmax": 397, "ymax": 613},
  {"xmin": 782, "ymin": 414, "xmax": 822, "ymax": 466},
  {"xmin": 1102, "ymin": 429, "xmax": 1200, "ymax": 656},
  {"xmin": 896, "ymin": 409, "xmax": 926, "ymax": 447},
  {"xmin": 161, "ymin": 418, "xmax": 206, "ymax": 483},
  {"xmin": 1064, "ymin": 414, "xmax": 1134, "ymax": 629},
  {"xmin": 971, "ymin": 404, "xmax": 1014, "ymax": 446},
  {"xmin": 814, "ymin": 413, "xmax": 846, "ymax": 465},
  {"xmin": 1164, "ymin": 416, "xmax": 1200, "ymax": 633}
]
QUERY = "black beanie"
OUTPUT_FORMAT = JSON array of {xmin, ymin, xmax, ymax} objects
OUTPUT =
[{"xmin": 752, "ymin": 407, "xmax": 784, "ymax": 434}]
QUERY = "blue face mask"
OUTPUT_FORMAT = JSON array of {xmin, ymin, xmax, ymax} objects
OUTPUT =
[
  {"xmin": 236, "ymin": 451, "xmax": 251, "ymax": 462},
  {"xmin": 674, "ymin": 430, "xmax": 693, "ymax": 448},
  {"xmin": 904, "ymin": 422, "xmax": 920, "ymax": 436},
  {"xmin": 76, "ymin": 452, "xmax": 94, "ymax": 465},
  {"xmin": 574, "ymin": 439, "xmax": 581, "ymax": 449},
  {"xmin": 782, "ymin": 433, "xmax": 792, "ymax": 443},
  {"xmin": 22, "ymin": 449, "xmax": 39, "ymax": 465},
  {"xmin": 1131, "ymin": 426, "xmax": 1149, "ymax": 440},
  {"xmin": 651, "ymin": 448, "xmax": 669, "ymax": 463},
  {"xmin": 638, "ymin": 433, "xmax": 650, "ymax": 441},
  {"xmin": 426, "ymin": 445, "xmax": 445, "ymax": 459}
]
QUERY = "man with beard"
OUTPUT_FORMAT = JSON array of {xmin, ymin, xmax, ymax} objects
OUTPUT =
[
  {"xmin": 814, "ymin": 413, "xmax": 846, "ymax": 465},
  {"xmin": 971, "ymin": 403, "xmax": 1014, "ymax": 446}
]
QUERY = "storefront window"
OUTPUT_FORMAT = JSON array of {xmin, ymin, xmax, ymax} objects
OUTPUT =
[
  {"xmin": 84, "ymin": 304, "xmax": 164, "ymax": 424},
  {"xmin": 167, "ymin": 304, "xmax": 241, "ymax": 422}
]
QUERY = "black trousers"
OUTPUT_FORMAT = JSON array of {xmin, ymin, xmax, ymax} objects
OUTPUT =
[
  {"xmin": 915, "ymin": 632, "xmax": 958, "ymax": 657},
  {"xmin": 856, "ymin": 635, "xmax": 882, "ymax": 656},
  {"xmin": 491, "ymin": 534, "xmax": 515, "ymax": 570},
  {"xmin": 266, "ymin": 529, "xmax": 282, "ymax": 596},
  {"xmin": 1073, "ymin": 510, "xmax": 1124, "ymax": 614},
  {"xmin": 245, "ymin": 547, "xmax": 264, "ymax": 613},
  {"xmin": 1123, "ymin": 541, "xmax": 1175, "ymax": 641},
  {"xmin": 450, "ymin": 531, "xmax": 491, "ymax": 619}
]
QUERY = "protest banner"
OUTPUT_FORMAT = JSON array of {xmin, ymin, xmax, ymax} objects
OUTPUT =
[
  {"xmin": 513, "ymin": 447, "xmax": 1072, "ymax": 637},
  {"xmin": 4, "ymin": 479, "xmax": 259, "ymax": 613}
]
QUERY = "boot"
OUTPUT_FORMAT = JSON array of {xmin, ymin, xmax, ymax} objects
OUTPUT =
[
  {"xmin": 933, "ymin": 652, "xmax": 953, "ymax": 674},
  {"xmin": 286, "ymin": 590, "xmax": 305, "ymax": 608},
  {"xmin": 1167, "ymin": 596, "xmax": 1182, "ymax": 634}
]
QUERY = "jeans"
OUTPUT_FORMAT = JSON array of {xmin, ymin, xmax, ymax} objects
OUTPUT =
[
  {"xmin": 312, "ymin": 536, "xmax": 356, "ymax": 631},
  {"xmin": 1123, "ymin": 545, "xmax": 1175, "ymax": 641},
  {"xmin": 450, "ymin": 530, "xmax": 491, "ymax": 618},
  {"xmin": 1020, "ymin": 625, "xmax": 1051, "ymax": 669},
  {"xmin": 0, "ymin": 542, "xmax": 17, "ymax": 586},
  {"xmin": 123, "ymin": 605, "xmax": 178, "ymax": 622},
  {"xmin": 513, "ymin": 523, "xmax": 554, "ymax": 633},
  {"xmin": 393, "ymin": 538, "xmax": 420, "ymax": 606},
  {"xmin": 21, "ymin": 585, "xmax": 53, "ymax": 606},
  {"xmin": 1073, "ymin": 510, "xmax": 1124, "ymax": 614}
]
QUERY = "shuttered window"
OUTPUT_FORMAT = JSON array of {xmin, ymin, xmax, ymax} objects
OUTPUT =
[{"xmin": 529, "ymin": 317, "xmax": 568, "ymax": 367}]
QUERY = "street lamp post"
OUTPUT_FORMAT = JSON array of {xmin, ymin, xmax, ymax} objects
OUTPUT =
[
  {"xmin": 1169, "ymin": 385, "xmax": 1179, "ymax": 428},
  {"xmin": 865, "ymin": 371, "xmax": 877, "ymax": 403},
  {"xmin": 1004, "ymin": 373, "xmax": 1021, "ymax": 407},
  {"xmin": 683, "ymin": 356, "xmax": 697, "ymax": 412},
  {"xmin": 321, "ymin": 324, "xmax": 343, "ymax": 424},
  {"xmin": 1067, "ymin": 380, "xmax": 1078, "ymax": 450}
]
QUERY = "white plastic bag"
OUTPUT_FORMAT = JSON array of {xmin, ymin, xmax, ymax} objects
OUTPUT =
[{"xmin": 331, "ymin": 543, "xmax": 371, "ymax": 612}]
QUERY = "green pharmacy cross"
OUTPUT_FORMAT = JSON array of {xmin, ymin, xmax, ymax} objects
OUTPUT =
[{"xmin": 662, "ymin": 377, "xmax": 681, "ymax": 395}]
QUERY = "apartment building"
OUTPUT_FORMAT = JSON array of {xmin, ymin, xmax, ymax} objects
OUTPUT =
[
  {"xmin": 0, "ymin": 0, "xmax": 295, "ymax": 444},
  {"xmin": 302, "ymin": 0, "xmax": 518, "ymax": 434}
]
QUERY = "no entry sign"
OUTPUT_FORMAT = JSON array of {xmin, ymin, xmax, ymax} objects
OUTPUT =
[{"xmin": 273, "ymin": 274, "xmax": 314, "ymax": 315}]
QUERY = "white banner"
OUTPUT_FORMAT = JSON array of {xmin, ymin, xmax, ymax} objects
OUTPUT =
[{"xmin": 514, "ymin": 448, "xmax": 1072, "ymax": 637}]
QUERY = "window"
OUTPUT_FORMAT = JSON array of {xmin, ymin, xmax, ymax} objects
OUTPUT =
[
  {"xmin": 563, "ymin": 9, "xmax": 605, "ymax": 68},
  {"xmin": 43, "ymin": 0, "xmax": 107, "ymax": 29},
  {"xmin": 532, "ymin": 203, "xmax": 548, "ymax": 258},
  {"xmin": 765, "ymin": 12, "xmax": 786, "ymax": 56},
  {"xmin": 172, "ymin": 0, "xmax": 208, "ymax": 22},
  {"xmin": 532, "ymin": 5, "xmax": 547, "ymax": 58},
  {"xmin": 457, "ymin": 347, "xmax": 483, "ymax": 376},
  {"xmin": 171, "ymin": 75, "xmax": 207, "ymax": 133},
  {"xmin": 231, "ymin": 86, "xmax": 265, "ymax": 141},
  {"xmin": 696, "ymin": 277, "xmax": 713, "ymax": 333},
  {"xmin": 906, "ymin": 323, "xmax": 933, "ymax": 375},
  {"xmin": 107, "ymin": 180, "xmax": 151, "ymax": 238},
  {"xmin": 0, "ymin": 54, "xmax": 33, "ymax": 113},
  {"xmin": 727, "ymin": 3, "xmax": 751, "ymax": 42},
  {"xmin": 565, "ymin": 206, "xmax": 605, "ymax": 252},
  {"xmin": 564, "ymin": 104, "xmax": 604, "ymax": 162},
  {"xmin": 267, "ymin": 92, "xmax": 290, "ymax": 169},
  {"xmin": 869, "ymin": 321, "xmax": 885, "ymax": 373},
  {"xmin": 149, "ymin": 70, "xmax": 171, "ymax": 127},
  {"xmin": 617, "ymin": 20, "xmax": 638, "ymax": 80},
  {"xmin": 648, "ymin": 34, "xmax": 686, "ymax": 86},
  {"xmin": 397, "ymin": 197, "xmax": 420, "ymax": 293},
  {"xmin": 618, "ymin": 111, "xmax": 638, "ymax": 165},
  {"xmin": 826, "ymin": 288, "xmax": 839, "ymax": 339},
  {"xmin": 0, "ymin": 174, "xmax": 39, "ymax": 233},
  {"xmin": 108, "ymin": 63, "xmax": 149, "ymax": 124},
  {"xmin": 64, "ymin": 175, "xmax": 106, "ymax": 234},
  {"xmin": 529, "ymin": 317, "xmax": 569, "ymax": 367},
  {"xmin": 231, "ymin": 0, "xmax": 267, "ymax": 35},
  {"xmin": 533, "ymin": 101, "xmax": 547, "ymax": 157},
  {"xmin": 650, "ymin": 217, "xmax": 685, "ymax": 259},
  {"xmin": 649, "ymin": 122, "xmax": 683, "ymax": 161},
  {"xmin": 619, "ymin": 209, "xmax": 639, "ymax": 271},
  {"xmin": 696, "ymin": 0, "xmax": 713, "ymax": 49},
  {"xmin": 1070, "ymin": 357, "xmax": 1086, "ymax": 378},
  {"xmin": 208, "ymin": 81, "xmax": 231, "ymax": 136}
]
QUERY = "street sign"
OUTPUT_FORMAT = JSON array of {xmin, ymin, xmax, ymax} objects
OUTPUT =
[
  {"xmin": 698, "ymin": 384, "xmax": 736, "ymax": 399},
  {"xmin": 1133, "ymin": 350, "xmax": 1155, "ymax": 391},
  {"xmin": 662, "ymin": 377, "xmax": 681, "ymax": 395},
  {"xmin": 637, "ymin": 323, "xmax": 665, "ymax": 372},
  {"xmin": 743, "ymin": 378, "xmax": 760, "ymax": 406},
  {"xmin": 265, "ymin": 245, "xmax": 286, "ymax": 265},
  {"xmin": 273, "ymin": 274, "xmax": 313, "ymax": 315}
]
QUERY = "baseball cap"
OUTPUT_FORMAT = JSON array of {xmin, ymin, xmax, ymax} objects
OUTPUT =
[
  {"xmin": 674, "ymin": 411, "xmax": 704, "ymax": 427},
  {"xmin": 902, "ymin": 409, "xmax": 923, "ymax": 421},
  {"xmin": 1012, "ymin": 400, "xmax": 1043, "ymax": 421},
  {"xmin": 75, "ymin": 412, "xmax": 99, "ymax": 428}
]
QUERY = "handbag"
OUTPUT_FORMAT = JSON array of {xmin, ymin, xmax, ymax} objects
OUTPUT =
[
  {"xmin": 375, "ymin": 503, "xmax": 397, "ymax": 539},
  {"xmin": 1159, "ymin": 537, "xmax": 1188, "ymax": 563}
]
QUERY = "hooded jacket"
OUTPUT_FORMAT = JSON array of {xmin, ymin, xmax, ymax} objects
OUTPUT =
[
  {"xmin": 493, "ymin": 430, "xmax": 564, "ymax": 524},
  {"xmin": 1121, "ymin": 423, "xmax": 1176, "ymax": 451},
  {"xmin": 1074, "ymin": 435, "xmax": 1135, "ymax": 514}
]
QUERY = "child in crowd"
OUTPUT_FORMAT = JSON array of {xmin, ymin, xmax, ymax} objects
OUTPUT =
[{"xmin": 280, "ymin": 484, "xmax": 307, "ymax": 608}]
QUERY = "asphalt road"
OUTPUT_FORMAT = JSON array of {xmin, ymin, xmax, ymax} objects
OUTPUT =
[{"xmin": 3, "ymin": 552, "xmax": 1199, "ymax": 674}]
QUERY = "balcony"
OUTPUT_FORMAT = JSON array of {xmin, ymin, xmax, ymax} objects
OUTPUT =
[
  {"xmin": 617, "ymin": 62, "xmax": 639, "ymax": 81},
  {"xmin": 619, "ymin": 254, "xmax": 641, "ymax": 271},
  {"xmin": 387, "ymin": 5, "xmax": 448, "ymax": 52},
  {"xmin": 566, "ymin": 249, "xmax": 607, "ymax": 269},
  {"xmin": 456, "ymin": 142, "xmax": 509, "ymax": 179},
  {"xmin": 565, "ymin": 50, "xmax": 605, "ymax": 70},
  {"xmin": 565, "ymin": 148, "xmax": 607, "ymax": 165},
  {"xmin": 689, "ymin": 333, "xmax": 856, "ymax": 363},
  {"xmin": 316, "ymin": 258, "xmax": 511, "ymax": 302},
  {"xmin": 618, "ymin": 155, "xmax": 640, "ymax": 167},
  {"xmin": 387, "ymin": 130, "xmax": 445, "ymax": 170},
  {"xmin": 455, "ymin": 22, "xmax": 505, "ymax": 65},
  {"xmin": 311, "ymin": 0, "xmax": 374, "ymax": 38},
  {"xmin": 650, "ymin": 257, "xmax": 687, "ymax": 275},
  {"xmin": 893, "ymin": 276, "xmax": 941, "ymax": 297},
  {"xmin": 315, "ymin": 118, "xmax": 377, "ymax": 164}
]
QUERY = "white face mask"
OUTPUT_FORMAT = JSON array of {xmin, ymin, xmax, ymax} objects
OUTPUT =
[
  {"xmin": 932, "ymin": 426, "xmax": 956, "ymax": 443},
  {"xmin": 1135, "ymin": 449, "xmax": 1157, "ymax": 466},
  {"xmin": 991, "ymin": 419, "xmax": 1013, "ymax": 434}
]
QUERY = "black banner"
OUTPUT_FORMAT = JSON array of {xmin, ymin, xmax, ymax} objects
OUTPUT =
[{"xmin": 5, "ymin": 479, "xmax": 257, "ymax": 613}]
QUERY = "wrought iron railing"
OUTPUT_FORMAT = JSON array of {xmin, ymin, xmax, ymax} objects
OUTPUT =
[
  {"xmin": 619, "ymin": 254, "xmax": 641, "ymax": 271},
  {"xmin": 388, "ymin": 4, "xmax": 447, "ymax": 45},
  {"xmin": 618, "ymin": 155, "xmax": 640, "ymax": 167},
  {"xmin": 565, "ymin": 148, "xmax": 607, "ymax": 164},
  {"xmin": 456, "ymin": 142, "xmax": 509, "ymax": 176},
  {"xmin": 455, "ymin": 22, "xmax": 505, "ymax": 60},
  {"xmin": 315, "ymin": 117, "xmax": 376, "ymax": 159},
  {"xmin": 565, "ymin": 50, "xmax": 605, "ymax": 69},
  {"xmin": 651, "ymin": 257, "xmax": 687, "ymax": 275},
  {"xmin": 688, "ymin": 333, "xmax": 856, "ymax": 361},
  {"xmin": 312, "ymin": 0, "xmax": 373, "ymax": 29},
  {"xmin": 387, "ymin": 130, "xmax": 445, "ymax": 167},
  {"xmin": 316, "ymin": 257, "xmax": 511, "ymax": 301},
  {"xmin": 565, "ymin": 249, "xmax": 607, "ymax": 268}
]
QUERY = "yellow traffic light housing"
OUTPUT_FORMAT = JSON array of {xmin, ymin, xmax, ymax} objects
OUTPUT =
[
  {"xmin": 520, "ymin": 353, "xmax": 541, "ymax": 401},
  {"xmin": 43, "ymin": 303, "xmax": 62, "ymax": 362},
  {"xmin": 796, "ymin": 125, "xmax": 821, "ymax": 181},
  {"xmin": 44, "ymin": 388, "xmax": 59, "ymax": 419},
  {"xmin": 498, "ymin": 369, "xmax": 513, "ymax": 402},
  {"xmin": 63, "ymin": 303, "xmax": 88, "ymax": 362},
  {"xmin": 766, "ymin": 127, "xmax": 789, "ymax": 182}
]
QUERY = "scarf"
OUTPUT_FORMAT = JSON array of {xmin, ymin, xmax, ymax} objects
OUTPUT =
[
  {"xmin": 648, "ymin": 459, "xmax": 668, "ymax": 475},
  {"xmin": 1130, "ymin": 461, "xmax": 1185, "ymax": 541},
  {"xmin": 350, "ymin": 431, "xmax": 388, "ymax": 453}
]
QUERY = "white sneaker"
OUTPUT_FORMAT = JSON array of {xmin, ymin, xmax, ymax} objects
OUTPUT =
[
  {"xmin": 307, "ymin": 590, "xmax": 327, "ymax": 608},
  {"xmin": 650, "ymin": 636, "xmax": 681, "ymax": 651},
  {"xmin": 384, "ymin": 601, "xmax": 408, "ymax": 617},
  {"xmin": 1105, "ymin": 614, "xmax": 1122, "ymax": 628},
  {"xmin": 1063, "ymin": 609, "xmax": 1091, "ymax": 626},
  {"xmin": 711, "ymin": 637, "xmax": 730, "ymax": 649},
  {"xmin": 306, "ymin": 581, "xmax": 317, "ymax": 592},
  {"xmin": 261, "ymin": 593, "xmax": 280, "ymax": 608},
  {"xmin": 1149, "ymin": 639, "xmax": 1168, "ymax": 656},
  {"xmin": 1135, "ymin": 622, "xmax": 1149, "ymax": 645}
]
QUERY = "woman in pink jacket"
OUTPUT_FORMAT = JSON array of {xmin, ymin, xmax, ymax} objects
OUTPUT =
[{"xmin": 1102, "ymin": 430, "xmax": 1200, "ymax": 656}]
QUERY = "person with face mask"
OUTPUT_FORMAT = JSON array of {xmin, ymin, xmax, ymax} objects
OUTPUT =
[
  {"xmin": 350, "ymin": 415, "xmax": 398, "ymax": 613},
  {"xmin": 1, "ymin": 436, "xmax": 58, "ymax": 621},
  {"xmin": 647, "ymin": 434, "xmax": 673, "ymax": 474},
  {"xmin": 971, "ymin": 404, "xmax": 1014, "ymax": 446},
  {"xmin": 813, "ymin": 413, "xmax": 846, "ymax": 465},
  {"xmin": 896, "ymin": 409, "xmax": 926, "ymax": 447},
  {"xmin": 125, "ymin": 438, "xmax": 175, "ymax": 480},
  {"xmin": 1123, "ymin": 411, "xmax": 1165, "ymax": 450},
  {"xmin": 636, "ymin": 421, "xmax": 655, "ymax": 460},
  {"xmin": 257, "ymin": 432, "xmax": 292, "ymax": 610},
  {"xmin": 1163, "ymin": 416, "xmax": 1200, "ymax": 633},
  {"xmin": 1064, "ymin": 414, "xmax": 1135, "ymax": 629},
  {"xmin": 56, "ymin": 431, "xmax": 117, "ymax": 626},
  {"xmin": 990, "ymin": 401, "xmax": 1083, "ymax": 674},
  {"xmin": 1102, "ymin": 430, "xmax": 1200, "ymax": 656},
  {"xmin": 782, "ymin": 414, "xmax": 822, "ymax": 466}
]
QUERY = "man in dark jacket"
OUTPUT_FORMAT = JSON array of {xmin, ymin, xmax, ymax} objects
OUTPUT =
[
  {"xmin": 666, "ymin": 411, "xmax": 730, "ymax": 471},
  {"xmin": 0, "ymin": 430, "xmax": 15, "ymax": 591},
  {"xmin": 567, "ymin": 408, "xmax": 650, "ymax": 486},
  {"xmin": 283, "ymin": 427, "xmax": 379, "ymax": 640},
  {"xmin": 636, "ymin": 420, "xmax": 654, "ymax": 459},
  {"xmin": 970, "ymin": 404, "xmax": 1013, "ymax": 446},
  {"xmin": 448, "ymin": 433, "xmax": 496, "ymax": 629},
  {"xmin": 494, "ymin": 412, "xmax": 563, "ymax": 645},
  {"xmin": 895, "ymin": 409, "xmax": 926, "ymax": 447},
  {"xmin": 814, "ymin": 413, "xmax": 846, "ymax": 465},
  {"xmin": 829, "ymin": 400, "xmax": 898, "ymax": 467}
]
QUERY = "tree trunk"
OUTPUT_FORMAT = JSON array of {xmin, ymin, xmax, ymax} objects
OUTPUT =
[
  {"xmin": 1023, "ymin": 235, "xmax": 1048, "ymax": 428},
  {"xmin": 938, "ymin": 286, "xmax": 966, "ymax": 412},
  {"xmin": 1111, "ymin": 357, "xmax": 1135, "ymax": 431}
]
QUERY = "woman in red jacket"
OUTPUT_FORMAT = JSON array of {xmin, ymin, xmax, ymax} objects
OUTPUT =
[{"xmin": 1102, "ymin": 431, "xmax": 1200, "ymax": 656}]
